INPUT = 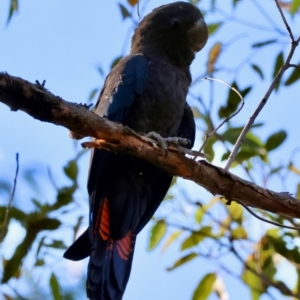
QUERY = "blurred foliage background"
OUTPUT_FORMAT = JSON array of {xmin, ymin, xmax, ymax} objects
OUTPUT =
[{"xmin": 1, "ymin": 0, "xmax": 300, "ymax": 299}]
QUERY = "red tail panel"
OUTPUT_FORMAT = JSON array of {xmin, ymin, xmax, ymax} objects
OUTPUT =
[
  {"xmin": 100, "ymin": 198, "xmax": 110, "ymax": 241},
  {"xmin": 115, "ymin": 230, "xmax": 133, "ymax": 261}
]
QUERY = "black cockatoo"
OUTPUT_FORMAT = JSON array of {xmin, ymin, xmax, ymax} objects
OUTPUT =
[{"xmin": 64, "ymin": 2, "xmax": 208, "ymax": 299}]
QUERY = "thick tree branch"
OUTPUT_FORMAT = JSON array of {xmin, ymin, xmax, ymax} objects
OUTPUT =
[{"xmin": 1, "ymin": 72, "xmax": 300, "ymax": 219}]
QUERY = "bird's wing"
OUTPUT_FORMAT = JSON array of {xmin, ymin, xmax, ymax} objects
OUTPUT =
[
  {"xmin": 63, "ymin": 54, "xmax": 149, "ymax": 261},
  {"xmin": 177, "ymin": 102, "xmax": 196, "ymax": 149}
]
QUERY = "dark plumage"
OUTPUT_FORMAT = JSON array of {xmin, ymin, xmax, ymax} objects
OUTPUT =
[{"xmin": 64, "ymin": 2, "xmax": 208, "ymax": 299}]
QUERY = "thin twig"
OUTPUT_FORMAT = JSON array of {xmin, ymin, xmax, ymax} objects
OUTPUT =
[
  {"xmin": 252, "ymin": 0, "xmax": 280, "ymax": 31},
  {"xmin": 137, "ymin": 0, "xmax": 140, "ymax": 19},
  {"xmin": 274, "ymin": 0, "xmax": 295, "ymax": 41},
  {"xmin": 235, "ymin": 199, "xmax": 300, "ymax": 231},
  {"xmin": 0, "ymin": 153, "xmax": 19, "ymax": 242},
  {"xmin": 216, "ymin": 7, "xmax": 286, "ymax": 35},
  {"xmin": 288, "ymin": 63, "xmax": 300, "ymax": 69}
]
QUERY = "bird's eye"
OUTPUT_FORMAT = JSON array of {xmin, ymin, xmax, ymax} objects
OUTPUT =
[{"xmin": 171, "ymin": 18, "xmax": 181, "ymax": 29}]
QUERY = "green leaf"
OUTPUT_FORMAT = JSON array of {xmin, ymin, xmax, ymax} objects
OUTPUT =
[
  {"xmin": 7, "ymin": 0, "xmax": 18, "ymax": 24},
  {"xmin": 0, "ymin": 180, "xmax": 11, "ymax": 195},
  {"xmin": 284, "ymin": 64, "xmax": 300, "ymax": 86},
  {"xmin": 163, "ymin": 193, "xmax": 173, "ymax": 201},
  {"xmin": 167, "ymin": 253, "xmax": 198, "ymax": 271},
  {"xmin": 237, "ymin": 146, "xmax": 266, "ymax": 164},
  {"xmin": 192, "ymin": 273, "xmax": 216, "ymax": 300},
  {"xmin": 44, "ymin": 239, "xmax": 67, "ymax": 249},
  {"xmin": 291, "ymin": 0, "xmax": 300, "ymax": 15},
  {"xmin": 34, "ymin": 259, "xmax": 45, "ymax": 267},
  {"xmin": 97, "ymin": 64, "xmax": 104, "ymax": 77},
  {"xmin": 50, "ymin": 273, "xmax": 63, "ymax": 300},
  {"xmin": 39, "ymin": 218, "xmax": 61, "ymax": 230},
  {"xmin": 181, "ymin": 226, "xmax": 213, "ymax": 250},
  {"xmin": 110, "ymin": 56, "xmax": 123, "ymax": 70},
  {"xmin": 73, "ymin": 215, "xmax": 84, "ymax": 241},
  {"xmin": 169, "ymin": 176, "xmax": 178, "ymax": 189},
  {"xmin": 161, "ymin": 230, "xmax": 182, "ymax": 253},
  {"xmin": 207, "ymin": 22, "xmax": 222, "ymax": 35},
  {"xmin": 195, "ymin": 198, "xmax": 218, "ymax": 223},
  {"xmin": 89, "ymin": 88, "xmax": 99, "ymax": 101},
  {"xmin": 0, "ymin": 206, "xmax": 27, "ymax": 224},
  {"xmin": 272, "ymin": 52, "xmax": 284, "ymax": 90},
  {"xmin": 218, "ymin": 82, "xmax": 251, "ymax": 119},
  {"xmin": 191, "ymin": 107, "xmax": 202, "ymax": 119},
  {"xmin": 267, "ymin": 229, "xmax": 300, "ymax": 264},
  {"xmin": 203, "ymin": 135, "xmax": 216, "ymax": 162},
  {"xmin": 222, "ymin": 128, "xmax": 263, "ymax": 148},
  {"xmin": 36, "ymin": 236, "xmax": 46, "ymax": 257},
  {"xmin": 195, "ymin": 207, "xmax": 204, "ymax": 223},
  {"xmin": 227, "ymin": 202, "xmax": 243, "ymax": 224},
  {"xmin": 289, "ymin": 163, "xmax": 300, "ymax": 175},
  {"xmin": 296, "ymin": 269, "xmax": 300, "ymax": 295},
  {"xmin": 297, "ymin": 183, "xmax": 300, "ymax": 199},
  {"xmin": 261, "ymin": 253, "xmax": 276, "ymax": 279},
  {"xmin": 233, "ymin": 0, "xmax": 242, "ymax": 7},
  {"xmin": 265, "ymin": 130, "xmax": 287, "ymax": 152},
  {"xmin": 251, "ymin": 64, "xmax": 264, "ymax": 80},
  {"xmin": 231, "ymin": 226, "xmax": 247, "ymax": 239},
  {"xmin": 64, "ymin": 160, "xmax": 78, "ymax": 182},
  {"xmin": 270, "ymin": 166, "xmax": 283, "ymax": 175},
  {"xmin": 252, "ymin": 39, "xmax": 277, "ymax": 48},
  {"xmin": 2, "ymin": 225, "xmax": 40, "ymax": 283},
  {"xmin": 54, "ymin": 184, "xmax": 77, "ymax": 209},
  {"xmin": 23, "ymin": 168, "xmax": 41, "ymax": 192},
  {"xmin": 222, "ymin": 127, "xmax": 242, "ymax": 144},
  {"xmin": 118, "ymin": 3, "xmax": 131, "ymax": 19},
  {"xmin": 31, "ymin": 198, "xmax": 43, "ymax": 209},
  {"xmin": 242, "ymin": 259, "xmax": 265, "ymax": 300},
  {"xmin": 148, "ymin": 220, "xmax": 167, "ymax": 250}
]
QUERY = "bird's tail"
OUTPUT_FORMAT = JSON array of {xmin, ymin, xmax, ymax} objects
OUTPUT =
[
  {"xmin": 64, "ymin": 227, "xmax": 136, "ymax": 300},
  {"xmin": 87, "ymin": 230, "xmax": 136, "ymax": 300}
]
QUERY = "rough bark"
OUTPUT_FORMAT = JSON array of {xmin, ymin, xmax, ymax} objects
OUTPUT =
[{"xmin": 1, "ymin": 72, "xmax": 299, "ymax": 219}]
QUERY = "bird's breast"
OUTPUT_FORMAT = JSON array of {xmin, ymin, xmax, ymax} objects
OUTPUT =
[{"xmin": 126, "ymin": 58, "xmax": 191, "ymax": 137}]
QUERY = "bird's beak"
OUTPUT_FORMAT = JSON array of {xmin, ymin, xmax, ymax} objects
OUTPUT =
[{"xmin": 188, "ymin": 18, "xmax": 208, "ymax": 53}]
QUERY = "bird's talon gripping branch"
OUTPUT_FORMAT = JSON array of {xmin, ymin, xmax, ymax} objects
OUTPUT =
[
  {"xmin": 165, "ymin": 136, "xmax": 190, "ymax": 147},
  {"xmin": 145, "ymin": 131, "xmax": 168, "ymax": 153}
]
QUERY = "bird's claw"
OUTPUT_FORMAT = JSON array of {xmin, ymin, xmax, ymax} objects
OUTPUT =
[
  {"xmin": 164, "ymin": 137, "xmax": 190, "ymax": 147},
  {"xmin": 145, "ymin": 132, "xmax": 168, "ymax": 153},
  {"xmin": 145, "ymin": 132, "xmax": 191, "ymax": 157}
]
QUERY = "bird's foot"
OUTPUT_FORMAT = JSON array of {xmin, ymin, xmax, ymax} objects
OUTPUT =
[
  {"xmin": 145, "ymin": 132, "xmax": 191, "ymax": 157},
  {"xmin": 165, "ymin": 137, "xmax": 191, "ymax": 148},
  {"xmin": 145, "ymin": 132, "xmax": 168, "ymax": 153}
]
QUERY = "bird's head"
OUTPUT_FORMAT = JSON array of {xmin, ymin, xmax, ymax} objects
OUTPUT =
[{"xmin": 131, "ymin": 1, "xmax": 208, "ymax": 68}]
